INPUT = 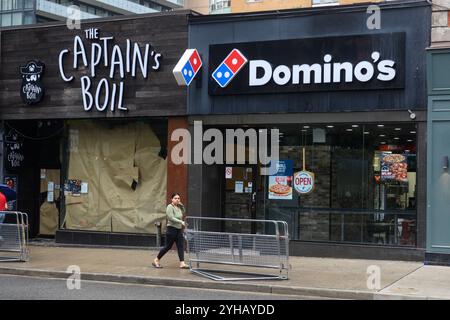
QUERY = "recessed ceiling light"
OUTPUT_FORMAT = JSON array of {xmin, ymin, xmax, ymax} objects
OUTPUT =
[
  {"xmin": 303, "ymin": 126, "xmax": 310, "ymax": 129},
  {"xmin": 352, "ymin": 125, "xmax": 359, "ymax": 128},
  {"xmin": 407, "ymin": 139, "xmax": 413, "ymax": 142},
  {"xmin": 394, "ymin": 137, "xmax": 400, "ymax": 140},
  {"xmin": 327, "ymin": 125, "xmax": 334, "ymax": 128},
  {"xmin": 380, "ymin": 142, "xmax": 386, "ymax": 144},
  {"xmin": 346, "ymin": 129, "xmax": 353, "ymax": 132},
  {"xmin": 405, "ymin": 150, "xmax": 410, "ymax": 152},
  {"xmin": 410, "ymin": 131, "xmax": 416, "ymax": 134},
  {"xmin": 364, "ymin": 132, "xmax": 370, "ymax": 135},
  {"xmin": 379, "ymin": 134, "xmax": 386, "ymax": 137},
  {"xmin": 395, "ymin": 128, "xmax": 402, "ymax": 131},
  {"xmin": 377, "ymin": 124, "xmax": 385, "ymax": 128},
  {"xmin": 301, "ymin": 129, "xmax": 307, "ymax": 132}
]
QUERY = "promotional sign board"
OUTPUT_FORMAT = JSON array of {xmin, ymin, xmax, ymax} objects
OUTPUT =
[
  {"xmin": 268, "ymin": 160, "xmax": 293, "ymax": 200},
  {"xmin": 209, "ymin": 33, "xmax": 405, "ymax": 95},
  {"xmin": 380, "ymin": 153, "xmax": 408, "ymax": 182}
]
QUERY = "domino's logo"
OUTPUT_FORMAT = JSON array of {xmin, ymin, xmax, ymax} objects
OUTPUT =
[
  {"xmin": 173, "ymin": 49, "xmax": 202, "ymax": 86},
  {"xmin": 212, "ymin": 49, "xmax": 247, "ymax": 88}
]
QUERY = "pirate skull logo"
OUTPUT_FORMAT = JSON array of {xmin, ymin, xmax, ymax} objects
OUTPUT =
[{"xmin": 20, "ymin": 60, "xmax": 45, "ymax": 105}]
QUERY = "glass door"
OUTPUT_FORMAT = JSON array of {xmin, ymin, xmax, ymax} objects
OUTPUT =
[{"xmin": 222, "ymin": 165, "xmax": 257, "ymax": 233}]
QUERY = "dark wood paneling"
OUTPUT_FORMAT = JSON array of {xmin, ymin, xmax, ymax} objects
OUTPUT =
[{"xmin": 0, "ymin": 12, "xmax": 188, "ymax": 120}]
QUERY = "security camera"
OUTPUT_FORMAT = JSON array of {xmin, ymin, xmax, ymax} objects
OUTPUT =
[{"xmin": 408, "ymin": 109, "xmax": 416, "ymax": 120}]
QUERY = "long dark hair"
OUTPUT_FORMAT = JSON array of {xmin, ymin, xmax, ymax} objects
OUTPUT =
[{"xmin": 171, "ymin": 193, "xmax": 181, "ymax": 200}]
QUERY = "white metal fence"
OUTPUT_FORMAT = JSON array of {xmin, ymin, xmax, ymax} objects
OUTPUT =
[
  {"xmin": 0, "ymin": 211, "xmax": 29, "ymax": 262},
  {"xmin": 185, "ymin": 217, "xmax": 290, "ymax": 281}
]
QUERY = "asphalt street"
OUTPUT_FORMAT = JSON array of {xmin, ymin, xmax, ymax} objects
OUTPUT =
[{"xmin": 0, "ymin": 274, "xmax": 326, "ymax": 300}]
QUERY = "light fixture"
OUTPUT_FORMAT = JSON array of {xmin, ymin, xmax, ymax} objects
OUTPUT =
[
  {"xmin": 443, "ymin": 156, "xmax": 449, "ymax": 170},
  {"xmin": 395, "ymin": 128, "xmax": 402, "ymax": 131},
  {"xmin": 301, "ymin": 129, "xmax": 307, "ymax": 132},
  {"xmin": 346, "ymin": 129, "xmax": 353, "ymax": 132},
  {"xmin": 352, "ymin": 125, "xmax": 359, "ymax": 128},
  {"xmin": 364, "ymin": 132, "xmax": 370, "ymax": 135},
  {"xmin": 377, "ymin": 124, "xmax": 385, "ymax": 128},
  {"xmin": 407, "ymin": 139, "xmax": 413, "ymax": 142},
  {"xmin": 327, "ymin": 125, "xmax": 334, "ymax": 128},
  {"xmin": 394, "ymin": 137, "xmax": 400, "ymax": 140},
  {"xmin": 303, "ymin": 126, "xmax": 310, "ymax": 129},
  {"xmin": 380, "ymin": 142, "xmax": 386, "ymax": 144},
  {"xmin": 410, "ymin": 131, "xmax": 416, "ymax": 134},
  {"xmin": 379, "ymin": 134, "xmax": 386, "ymax": 137}
]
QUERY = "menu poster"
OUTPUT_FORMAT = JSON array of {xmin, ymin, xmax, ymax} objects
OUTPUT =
[
  {"xmin": 381, "ymin": 153, "xmax": 408, "ymax": 182},
  {"xmin": 268, "ymin": 160, "xmax": 293, "ymax": 200}
]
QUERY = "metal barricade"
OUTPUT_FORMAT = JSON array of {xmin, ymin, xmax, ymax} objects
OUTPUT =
[
  {"xmin": 185, "ymin": 217, "xmax": 290, "ymax": 281},
  {"xmin": 0, "ymin": 211, "xmax": 29, "ymax": 262}
]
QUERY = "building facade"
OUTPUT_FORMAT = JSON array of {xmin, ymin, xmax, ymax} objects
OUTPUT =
[
  {"xmin": 209, "ymin": 0, "xmax": 384, "ymax": 15},
  {"xmin": 0, "ymin": 0, "xmax": 184, "ymax": 27},
  {"xmin": 426, "ymin": 0, "xmax": 450, "ymax": 265},
  {"xmin": 187, "ymin": 0, "xmax": 431, "ymax": 260},
  {"xmin": 0, "ymin": 11, "xmax": 191, "ymax": 245}
]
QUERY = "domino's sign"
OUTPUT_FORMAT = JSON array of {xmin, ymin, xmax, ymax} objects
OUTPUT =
[
  {"xmin": 208, "ymin": 33, "xmax": 405, "ymax": 95},
  {"xmin": 212, "ymin": 49, "xmax": 247, "ymax": 88},
  {"xmin": 173, "ymin": 49, "xmax": 202, "ymax": 86}
]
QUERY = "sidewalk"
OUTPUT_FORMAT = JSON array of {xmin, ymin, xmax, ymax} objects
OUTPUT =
[{"xmin": 0, "ymin": 244, "xmax": 449, "ymax": 300}]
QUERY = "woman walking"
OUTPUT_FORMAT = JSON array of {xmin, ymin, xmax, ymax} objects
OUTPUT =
[{"xmin": 152, "ymin": 193, "xmax": 189, "ymax": 269}]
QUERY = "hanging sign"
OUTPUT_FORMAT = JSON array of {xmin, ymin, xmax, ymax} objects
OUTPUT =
[
  {"xmin": 294, "ymin": 171, "xmax": 315, "ymax": 194},
  {"xmin": 173, "ymin": 49, "xmax": 202, "ymax": 86},
  {"xmin": 294, "ymin": 148, "xmax": 315, "ymax": 194}
]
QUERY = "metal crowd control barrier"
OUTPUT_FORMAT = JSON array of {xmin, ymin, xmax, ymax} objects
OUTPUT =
[
  {"xmin": 0, "ymin": 211, "xmax": 29, "ymax": 262},
  {"xmin": 185, "ymin": 217, "xmax": 290, "ymax": 281}
]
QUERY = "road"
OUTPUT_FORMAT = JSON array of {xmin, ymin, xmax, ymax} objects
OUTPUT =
[{"xmin": 0, "ymin": 274, "xmax": 328, "ymax": 300}]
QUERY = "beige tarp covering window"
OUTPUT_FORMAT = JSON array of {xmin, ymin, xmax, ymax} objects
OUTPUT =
[
  {"xmin": 39, "ymin": 169, "xmax": 60, "ymax": 236},
  {"xmin": 64, "ymin": 120, "xmax": 167, "ymax": 234}
]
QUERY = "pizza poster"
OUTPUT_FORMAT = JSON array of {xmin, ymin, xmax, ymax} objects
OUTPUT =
[
  {"xmin": 268, "ymin": 160, "xmax": 293, "ymax": 200},
  {"xmin": 380, "ymin": 153, "xmax": 408, "ymax": 182}
]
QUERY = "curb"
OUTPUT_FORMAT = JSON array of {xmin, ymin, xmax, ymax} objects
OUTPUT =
[
  {"xmin": 0, "ymin": 266, "xmax": 381, "ymax": 300},
  {"xmin": 0, "ymin": 267, "xmax": 441, "ymax": 300}
]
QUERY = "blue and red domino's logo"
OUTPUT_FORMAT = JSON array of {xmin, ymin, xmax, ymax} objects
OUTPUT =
[
  {"xmin": 212, "ymin": 49, "xmax": 248, "ymax": 88},
  {"xmin": 173, "ymin": 49, "xmax": 202, "ymax": 86}
]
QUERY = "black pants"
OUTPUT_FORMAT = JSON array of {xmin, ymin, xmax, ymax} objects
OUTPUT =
[{"xmin": 157, "ymin": 226, "xmax": 184, "ymax": 261}]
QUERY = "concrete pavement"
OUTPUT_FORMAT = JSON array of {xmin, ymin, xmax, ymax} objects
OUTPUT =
[{"xmin": 0, "ymin": 244, "xmax": 448, "ymax": 299}]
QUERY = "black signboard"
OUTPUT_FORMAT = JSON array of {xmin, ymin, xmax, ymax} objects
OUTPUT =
[
  {"xmin": 208, "ymin": 33, "xmax": 405, "ymax": 95},
  {"xmin": 4, "ymin": 129, "xmax": 25, "ymax": 172},
  {"xmin": 19, "ymin": 60, "xmax": 45, "ymax": 105}
]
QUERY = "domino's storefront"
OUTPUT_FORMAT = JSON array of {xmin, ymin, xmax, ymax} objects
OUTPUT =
[{"xmin": 185, "ymin": 0, "xmax": 431, "ymax": 260}]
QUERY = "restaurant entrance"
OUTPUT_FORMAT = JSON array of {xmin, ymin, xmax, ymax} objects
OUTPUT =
[{"xmin": 222, "ymin": 165, "xmax": 259, "ymax": 234}]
